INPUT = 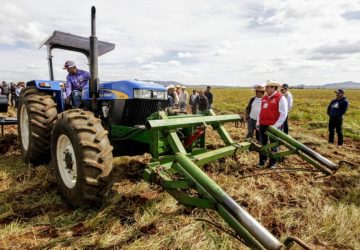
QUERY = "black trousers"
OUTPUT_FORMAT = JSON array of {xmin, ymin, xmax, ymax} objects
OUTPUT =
[
  {"xmin": 246, "ymin": 118, "xmax": 260, "ymax": 141},
  {"xmin": 191, "ymin": 105, "xmax": 198, "ymax": 114},
  {"xmin": 258, "ymin": 125, "xmax": 277, "ymax": 165},
  {"xmin": 329, "ymin": 116, "xmax": 343, "ymax": 145},
  {"xmin": 283, "ymin": 116, "xmax": 289, "ymax": 134},
  {"xmin": 10, "ymin": 94, "xmax": 16, "ymax": 106}
]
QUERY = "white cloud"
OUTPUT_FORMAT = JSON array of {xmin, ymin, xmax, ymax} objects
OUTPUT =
[
  {"xmin": 141, "ymin": 63, "xmax": 158, "ymax": 71},
  {"xmin": 215, "ymin": 48, "xmax": 233, "ymax": 56},
  {"xmin": 177, "ymin": 52, "xmax": 192, "ymax": 58},
  {"xmin": 141, "ymin": 60, "xmax": 181, "ymax": 70},
  {"xmin": 167, "ymin": 60, "xmax": 181, "ymax": 66},
  {"xmin": 0, "ymin": 3, "xmax": 45, "ymax": 46},
  {"xmin": 1, "ymin": 0, "xmax": 360, "ymax": 85},
  {"xmin": 135, "ymin": 46, "xmax": 165, "ymax": 64}
]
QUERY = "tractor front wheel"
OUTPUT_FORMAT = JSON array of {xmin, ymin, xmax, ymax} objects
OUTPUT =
[{"xmin": 51, "ymin": 109, "xmax": 114, "ymax": 207}]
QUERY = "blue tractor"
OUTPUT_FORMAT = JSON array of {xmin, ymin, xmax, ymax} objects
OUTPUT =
[{"xmin": 17, "ymin": 7, "xmax": 168, "ymax": 207}]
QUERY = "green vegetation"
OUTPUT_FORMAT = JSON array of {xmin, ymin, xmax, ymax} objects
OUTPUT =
[
  {"xmin": 0, "ymin": 89, "xmax": 359, "ymax": 249},
  {"xmin": 213, "ymin": 88, "xmax": 360, "ymax": 140}
]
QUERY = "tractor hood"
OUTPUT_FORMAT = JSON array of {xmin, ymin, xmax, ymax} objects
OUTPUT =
[{"xmin": 98, "ymin": 80, "xmax": 166, "ymax": 99}]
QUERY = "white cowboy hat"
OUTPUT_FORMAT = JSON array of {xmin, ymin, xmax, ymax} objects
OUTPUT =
[
  {"xmin": 265, "ymin": 80, "xmax": 281, "ymax": 87},
  {"xmin": 254, "ymin": 83, "xmax": 265, "ymax": 91}
]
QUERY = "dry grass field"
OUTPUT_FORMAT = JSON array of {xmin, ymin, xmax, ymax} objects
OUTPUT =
[{"xmin": 0, "ymin": 89, "xmax": 359, "ymax": 249}]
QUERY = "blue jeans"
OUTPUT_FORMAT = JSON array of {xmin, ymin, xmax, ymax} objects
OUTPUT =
[{"xmin": 71, "ymin": 90, "xmax": 82, "ymax": 108}]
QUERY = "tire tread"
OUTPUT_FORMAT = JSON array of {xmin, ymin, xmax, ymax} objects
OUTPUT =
[
  {"xmin": 17, "ymin": 86, "xmax": 58, "ymax": 165},
  {"xmin": 52, "ymin": 109, "xmax": 113, "ymax": 207}
]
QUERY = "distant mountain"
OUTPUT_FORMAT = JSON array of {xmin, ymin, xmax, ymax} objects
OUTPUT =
[
  {"xmin": 140, "ymin": 80, "xmax": 245, "ymax": 89},
  {"xmin": 141, "ymin": 80, "xmax": 183, "ymax": 87},
  {"xmin": 322, "ymin": 81, "xmax": 360, "ymax": 89},
  {"xmin": 141, "ymin": 79, "xmax": 360, "ymax": 89},
  {"xmin": 294, "ymin": 81, "xmax": 360, "ymax": 89}
]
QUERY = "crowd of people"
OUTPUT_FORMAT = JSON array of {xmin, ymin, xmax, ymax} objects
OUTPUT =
[
  {"xmin": 166, "ymin": 79, "xmax": 349, "ymax": 166},
  {"xmin": 3, "ymin": 63, "xmax": 350, "ymax": 164},
  {"xmin": 244, "ymin": 80, "xmax": 349, "ymax": 169},
  {"xmin": 166, "ymin": 85, "xmax": 213, "ymax": 114},
  {"xmin": 0, "ymin": 81, "xmax": 25, "ymax": 108}
]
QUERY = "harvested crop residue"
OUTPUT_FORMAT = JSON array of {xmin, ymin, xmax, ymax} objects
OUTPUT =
[{"xmin": 1, "ymin": 91, "xmax": 360, "ymax": 249}]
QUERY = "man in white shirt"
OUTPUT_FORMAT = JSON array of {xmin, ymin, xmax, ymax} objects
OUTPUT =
[
  {"xmin": 280, "ymin": 83, "xmax": 293, "ymax": 134},
  {"xmin": 179, "ymin": 86, "xmax": 189, "ymax": 111},
  {"xmin": 256, "ymin": 80, "xmax": 288, "ymax": 169},
  {"xmin": 245, "ymin": 84, "xmax": 265, "ymax": 141}
]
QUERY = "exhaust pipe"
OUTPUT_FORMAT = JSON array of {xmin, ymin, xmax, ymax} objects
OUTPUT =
[{"xmin": 90, "ymin": 6, "xmax": 99, "ymax": 111}]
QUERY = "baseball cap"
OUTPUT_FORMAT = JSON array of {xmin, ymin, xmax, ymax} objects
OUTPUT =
[
  {"xmin": 335, "ymin": 89, "xmax": 344, "ymax": 94},
  {"xmin": 63, "ymin": 61, "xmax": 76, "ymax": 69},
  {"xmin": 282, "ymin": 83, "xmax": 289, "ymax": 89}
]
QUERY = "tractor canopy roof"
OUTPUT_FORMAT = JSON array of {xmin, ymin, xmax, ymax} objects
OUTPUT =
[{"xmin": 40, "ymin": 31, "xmax": 115, "ymax": 58}]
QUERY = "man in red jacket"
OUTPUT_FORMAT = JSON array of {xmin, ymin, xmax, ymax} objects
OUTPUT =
[{"xmin": 256, "ymin": 80, "xmax": 288, "ymax": 169}]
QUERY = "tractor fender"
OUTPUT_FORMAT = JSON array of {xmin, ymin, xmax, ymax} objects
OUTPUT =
[{"xmin": 27, "ymin": 80, "xmax": 65, "ymax": 112}]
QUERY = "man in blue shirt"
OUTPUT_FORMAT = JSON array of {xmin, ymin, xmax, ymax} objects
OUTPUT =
[
  {"xmin": 327, "ymin": 89, "xmax": 349, "ymax": 146},
  {"xmin": 63, "ymin": 61, "xmax": 90, "ymax": 108},
  {"xmin": 204, "ymin": 86, "xmax": 213, "ymax": 109}
]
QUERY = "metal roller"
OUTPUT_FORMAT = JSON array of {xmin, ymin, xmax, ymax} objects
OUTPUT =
[
  {"xmin": 266, "ymin": 126, "xmax": 338, "ymax": 171},
  {"xmin": 175, "ymin": 153, "xmax": 283, "ymax": 250}
]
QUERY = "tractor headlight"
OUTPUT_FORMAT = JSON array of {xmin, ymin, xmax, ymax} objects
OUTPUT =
[
  {"xmin": 134, "ymin": 89, "xmax": 152, "ymax": 99},
  {"xmin": 153, "ymin": 91, "xmax": 167, "ymax": 99}
]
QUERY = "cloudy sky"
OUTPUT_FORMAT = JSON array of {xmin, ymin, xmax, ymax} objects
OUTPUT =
[{"xmin": 1, "ymin": 0, "xmax": 360, "ymax": 86}]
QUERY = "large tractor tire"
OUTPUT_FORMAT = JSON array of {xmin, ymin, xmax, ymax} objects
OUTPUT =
[
  {"xmin": 17, "ymin": 86, "xmax": 58, "ymax": 165},
  {"xmin": 51, "ymin": 109, "xmax": 114, "ymax": 207}
]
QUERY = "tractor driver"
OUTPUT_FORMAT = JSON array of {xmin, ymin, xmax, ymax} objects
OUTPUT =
[{"xmin": 63, "ymin": 60, "xmax": 90, "ymax": 108}]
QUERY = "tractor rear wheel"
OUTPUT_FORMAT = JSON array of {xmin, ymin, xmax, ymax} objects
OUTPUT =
[
  {"xmin": 17, "ymin": 86, "xmax": 58, "ymax": 165},
  {"xmin": 51, "ymin": 109, "xmax": 114, "ymax": 207}
]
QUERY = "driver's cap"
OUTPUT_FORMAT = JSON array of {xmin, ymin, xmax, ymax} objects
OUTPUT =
[{"xmin": 63, "ymin": 61, "xmax": 76, "ymax": 69}]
